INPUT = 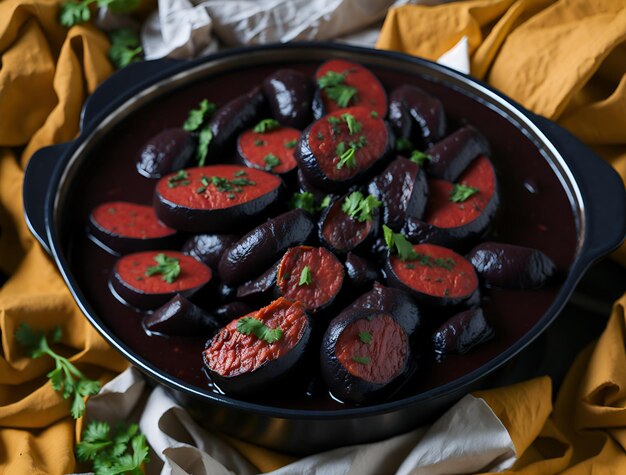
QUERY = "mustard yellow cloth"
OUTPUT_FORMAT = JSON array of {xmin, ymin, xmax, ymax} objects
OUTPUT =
[{"xmin": 0, "ymin": 0, "xmax": 624, "ymax": 473}]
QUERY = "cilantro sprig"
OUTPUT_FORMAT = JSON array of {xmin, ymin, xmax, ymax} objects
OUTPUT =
[
  {"xmin": 76, "ymin": 421, "xmax": 149, "ymax": 475},
  {"xmin": 336, "ymin": 144, "xmax": 356, "ymax": 170},
  {"xmin": 253, "ymin": 119, "xmax": 280, "ymax": 134},
  {"xmin": 358, "ymin": 332, "xmax": 373, "ymax": 345},
  {"xmin": 341, "ymin": 191, "xmax": 381, "ymax": 222},
  {"xmin": 290, "ymin": 192, "xmax": 332, "ymax": 213},
  {"xmin": 183, "ymin": 99, "xmax": 216, "ymax": 132},
  {"xmin": 450, "ymin": 184, "xmax": 479, "ymax": 202},
  {"xmin": 15, "ymin": 324, "xmax": 101, "ymax": 419},
  {"xmin": 145, "ymin": 254, "xmax": 181, "ymax": 284},
  {"xmin": 317, "ymin": 71, "xmax": 358, "ymax": 108},
  {"xmin": 409, "ymin": 150, "xmax": 432, "ymax": 166},
  {"xmin": 167, "ymin": 170, "xmax": 189, "ymax": 188},
  {"xmin": 340, "ymin": 113, "xmax": 362, "ymax": 135},
  {"xmin": 396, "ymin": 137, "xmax": 413, "ymax": 153},
  {"xmin": 108, "ymin": 29, "xmax": 143, "ymax": 69},
  {"xmin": 59, "ymin": 0, "xmax": 140, "ymax": 28},
  {"xmin": 263, "ymin": 154, "xmax": 281, "ymax": 171},
  {"xmin": 383, "ymin": 225, "xmax": 456, "ymax": 269},
  {"xmin": 236, "ymin": 317, "xmax": 283, "ymax": 344},
  {"xmin": 352, "ymin": 356, "xmax": 371, "ymax": 365}
]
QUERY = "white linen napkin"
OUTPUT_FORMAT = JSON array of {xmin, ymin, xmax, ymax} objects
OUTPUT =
[{"xmin": 81, "ymin": 368, "xmax": 516, "ymax": 475}]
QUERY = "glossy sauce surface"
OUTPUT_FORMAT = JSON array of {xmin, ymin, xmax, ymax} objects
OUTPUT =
[{"xmin": 63, "ymin": 59, "xmax": 578, "ymax": 409}]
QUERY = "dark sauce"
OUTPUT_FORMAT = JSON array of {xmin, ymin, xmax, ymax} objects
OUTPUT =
[{"xmin": 64, "ymin": 60, "xmax": 578, "ymax": 410}]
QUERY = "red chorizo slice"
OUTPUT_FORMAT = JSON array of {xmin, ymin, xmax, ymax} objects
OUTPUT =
[
  {"xmin": 385, "ymin": 243, "xmax": 480, "ymax": 309},
  {"xmin": 154, "ymin": 165, "xmax": 282, "ymax": 233},
  {"xmin": 111, "ymin": 250, "xmax": 212, "ymax": 310},
  {"xmin": 203, "ymin": 297, "xmax": 311, "ymax": 396},
  {"xmin": 295, "ymin": 107, "xmax": 394, "ymax": 192},
  {"xmin": 277, "ymin": 246, "xmax": 344, "ymax": 313},
  {"xmin": 88, "ymin": 201, "xmax": 178, "ymax": 255},
  {"xmin": 320, "ymin": 307, "xmax": 411, "ymax": 403}
]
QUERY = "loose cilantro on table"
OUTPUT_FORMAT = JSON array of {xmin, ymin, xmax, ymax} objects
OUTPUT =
[
  {"xmin": 145, "ymin": 254, "xmax": 181, "ymax": 284},
  {"xmin": 76, "ymin": 421, "xmax": 149, "ymax": 475},
  {"xmin": 108, "ymin": 28, "xmax": 143, "ymax": 69},
  {"xmin": 236, "ymin": 317, "xmax": 283, "ymax": 344},
  {"xmin": 449, "ymin": 184, "xmax": 479, "ymax": 202},
  {"xmin": 59, "ymin": 0, "xmax": 140, "ymax": 27},
  {"xmin": 15, "ymin": 324, "xmax": 101, "ymax": 419},
  {"xmin": 341, "ymin": 191, "xmax": 381, "ymax": 222}
]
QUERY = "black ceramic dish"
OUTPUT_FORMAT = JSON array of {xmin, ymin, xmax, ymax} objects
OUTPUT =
[{"xmin": 23, "ymin": 43, "xmax": 625, "ymax": 454}]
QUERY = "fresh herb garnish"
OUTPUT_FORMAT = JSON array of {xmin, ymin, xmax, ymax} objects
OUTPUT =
[
  {"xmin": 317, "ymin": 71, "xmax": 358, "ymax": 108},
  {"xmin": 341, "ymin": 191, "xmax": 381, "ymax": 222},
  {"xmin": 107, "ymin": 28, "xmax": 142, "ymax": 69},
  {"xmin": 396, "ymin": 137, "xmax": 413, "ymax": 153},
  {"xmin": 383, "ymin": 225, "xmax": 456, "ymax": 269},
  {"xmin": 167, "ymin": 170, "xmax": 189, "ymax": 188},
  {"xmin": 450, "ymin": 184, "xmax": 479, "ymax": 202},
  {"xmin": 234, "ymin": 170, "xmax": 247, "ymax": 177},
  {"xmin": 236, "ymin": 317, "xmax": 283, "ymax": 344},
  {"xmin": 341, "ymin": 113, "xmax": 362, "ymax": 135},
  {"xmin": 290, "ymin": 191, "xmax": 316, "ymax": 213},
  {"xmin": 358, "ymin": 332, "xmax": 373, "ymax": 345},
  {"xmin": 15, "ymin": 324, "xmax": 101, "ymax": 419},
  {"xmin": 317, "ymin": 132, "xmax": 324, "ymax": 140},
  {"xmin": 327, "ymin": 116, "xmax": 342, "ymax": 136},
  {"xmin": 196, "ymin": 126, "xmax": 213, "ymax": 166},
  {"xmin": 76, "ymin": 421, "xmax": 149, "ymax": 475},
  {"xmin": 253, "ymin": 119, "xmax": 280, "ymax": 133},
  {"xmin": 145, "ymin": 253, "xmax": 181, "ymax": 284},
  {"xmin": 320, "ymin": 195, "xmax": 332, "ymax": 208},
  {"xmin": 254, "ymin": 138, "xmax": 266, "ymax": 146},
  {"xmin": 205, "ymin": 174, "xmax": 256, "ymax": 193},
  {"xmin": 410, "ymin": 150, "xmax": 432, "ymax": 166},
  {"xmin": 336, "ymin": 146, "xmax": 356, "ymax": 169},
  {"xmin": 59, "ymin": 0, "xmax": 139, "ymax": 27},
  {"xmin": 299, "ymin": 266, "xmax": 313, "ymax": 286},
  {"xmin": 352, "ymin": 356, "xmax": 371, "ymax": 365},
  {"xmin": 370, "ymin": 111, "xmax": 379, "ymax": 118},
  {"xmin": 184, "ymin": 99, "xmax": 216, "ymax": 132},
  {"xmin": 263, "ymin": 153, "xmax": 281, "ymax": 171},
  {"xmin": 284, "ymin": 139, "xmax": 297, "ymax": 149}
]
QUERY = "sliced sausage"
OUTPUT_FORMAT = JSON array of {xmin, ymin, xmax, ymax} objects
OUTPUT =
[
  {"xmin": 136, "ymin": 128, "xmax": 195, "ymax": 178},
  {"xmin": 344, "ymin": 252, "xmax": 379, "ymax": 287},
  {"xmin": 143, "ymin": 294, "xmax": 220, "ymax": 337},
  {"xmin": 182, "ymin": 233, "xmax": 239, "ymax": 269},
  {"xmin": 262, "ymin": 69, "xmax": 314, "ymax": 129},
  {"xmin": 433, "ymin": 307, "xmax": 494, "ymax": 357}
]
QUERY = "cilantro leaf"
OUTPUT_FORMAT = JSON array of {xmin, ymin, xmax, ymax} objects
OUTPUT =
[
  {"xmin": 59, "ymin": 1, "xmax": 91, "ymax": 27},
  {"xmin": 320, "ymin": 195, "xmax": 332, "ymax": 209},
  {"xmin": 106, "ymin": 0, "xmax": 140, "ymax": 14},
  {"xmin": 317, "ymin": 71, "xmax": 358, "ymax": 108},
  {"xmin": 298, "ymin": 266, "xmax": 313, "ymax": 286},
  {"xmin": 341, "ymin": 191, "xmax": 381, "ymax": 222},
  {"xmin": 409, "ymin": 150, "xmax": 432, "ymax": 166},
  {"xmin": 183, "ymin": 99, "xmax": 216, "ymax": 132},
  {"xmin": 382, "ymin": 225, "xmax": 418, "ymax": 261},
  {"xmin": 317, "ymin": 71, "xmax": 346, "ymax": 88},
  {"xmin": 290, "ymin": 191, "xmax": 316, "ymax": 213},
  {"xmin": 449, "ymin": 184, "xmax": 479, "ymax": 202},
  {"xmin": 396, "ymin": 137, "xmax": 413, "ymax": 153},
  {"xmin": 352, "ymin": 356, "xmax": 371, "ymax": 364},
  {"xmin": 108, "ymin": 28, "xmax": 142, "ymax": 69},
  {"xmin": 336, "ymin": 145, "xmax": 356, "ymax": 170},
  {"xmin": 145, "ymin": 253, "xmax": 181, "ymax": 284},
  {"xmin": 15, "ymin": 323, "xmax": 101, "ymax": 419},
  {"xmin": 358, "ymin": 332, "xmax": 373, "ymax": 344},
  {"xmin": 263, "ymin": 153, "xmax": 281, "ymax": 171},
  {"xmin": 253, "ymin": 119, "xmax": 280, "ymax": 133},
  {"xmin": 284, "ymin": 139, "xmax": 297, "ymax": 149},
  {"xmin": 236, "ymin": 317, "xmax": 283, "ymax": 344},
  {"xmin": 340, "ymin": 113, "xmax": 362, "ymax": 135},
  {"xmin": 167, "ymin": 170, "xmax": 189, "ymax": 188},
  {"xmin": 196, "ymin": 126, "xmax": 213, "ymax": 166}
]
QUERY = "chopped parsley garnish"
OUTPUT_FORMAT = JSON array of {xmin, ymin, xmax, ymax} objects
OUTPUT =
[
  {"xmin": 76, "ymin": 421, "xmax": 149, "ymax": 475},
  {"xmin": 237, "ymin": 317, "xmax": 283, "ymax": 343},
  {"xmin": 196, "ymin": 126, "xmax": 213, "ymax": 166},
  {"xmin": 341, "ymin": 191, "xmax": 381, "ymax": 222},
  {"xmin": 205, "ymin": 173, "xmax": 256, "ymax": 193},
  {"xmin": 254, "ymin": 138, "xmax": 266, "ymax": 146},
  {"xmin": 290, "ymin": 191, "xmax": 316, "ymax": 213},
  {"xmin": 317, "ymin": 132, "xmax": 325, "ymax": 140},
  {"xmin": 450, "ymin": 184, "xmax": 479, "ymax": 202},
  {"xmin": 396, "ymin": 137, "xmax": 413, "ymax": 153},
  {"xmin": 327, "ymin": 116, "xmax": 342, "ymax": 135},
  {"xmin": 320, "ymin": 195, "xmax": 332, "ymax": 209},
  {"xmin": 299, "ymin": 266, "xmax": 313, "ymax": 286},
  {"xmin": 284, "ymin": 139, "xmax": 298, "ymax": 149},
  {"xmin": 352, "ymin": 356, "xmax": 371, "ymax": 365},
  {"xmin": 383, "ymin": 225, "xmax": 456, "ymax": 269},
  {"xmin": 15, "ymin": 324, "xmax": 101, "ymax": 419},
  {"xmin": 263, "ymin": 153, "xmax": 281, "ymax": 171},
  {"xmin": 370, "ymin": 111, "xmax": 379, "ymax": 118},
  {"xmin": 253, "ymin": 118, "xmax": 280, "ymax": 133},
  {"xmin": 336, "ymin": 145, "xmax": 356, "ymax": 169},
  {"xmin": 145, "ymin": 253, "xmax": 181, "ymax": 284},
  {"xmin": 317, "ymin": 70, "xmax": 358, "ymax": 108},
  {"xmin": 341, "ymin": 113, "xmax": 362, "ymax": 135},
  {"xmin": 167, "ymin": 170, "xmax": 189, "ymax": 188},
  {"xmin": 108, "ymin": 28, "xmax": 143, "ymax": 69},
  {"xmin": 358, "ymin": 332, "xmax": 373, "ymax": 345},
  {"xmin": 183, "ymin": 99, "xmax": 216, "ymax": 132},
  {"xmin": 410, "ymin": 150, "xmax": 432, "ymax": 166}
]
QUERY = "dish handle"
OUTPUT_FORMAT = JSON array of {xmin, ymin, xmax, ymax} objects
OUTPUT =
[
  {"xmin": 532, "ymin": 115, "xmax": 626, "ymax": 261},
  {"xmin": 23, "ymin": 143, "xmax": 70, "ymax": 254}
]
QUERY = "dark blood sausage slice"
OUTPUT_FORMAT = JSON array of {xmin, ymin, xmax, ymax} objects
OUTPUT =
[
  {"xmin": 207, "ymin": 87, "xmax": 267, "ymax": 156},
  {"xmin": 236, "ymin": 262, "xmax": 279, "ymax": 304},
  {"xmin": 404, "ymin": 156, "xmax": 499, "ymax": 250},
  {"xmin": 297, "ymin": 169, "xmax": 328, "ymax": 203},
  {"xmin": 433, "ymin": 308, "xmax": 494, "ymax": 357},
  {"xmin": 385, "ymin": 243, "xmax": 480, "ymax": 309},
  {"xmin": 351, "ymin": 282, "xmax": 421, "ymax": 337},
  {"xmin": 218, "ymin": 209, "xmax": 315, "ymax": 285},
  {"xmin": 344, "ymin": 252, "xmax": 378, "ymax": 288},
  {"xmin": 213, "ymin": 301, "xmax": 252, "ymax": 324},
  {"xmin": 88, "ymin": 201, "xmax": 178, "ymax": 255},
  {"xmin": 182, "ymin": 233, "xmax": 239, "ymax": 269},
  {"xmin": 136, "ymin": 128, "xmax": 195, "ymax": 178},
  {"xmin": 313, "ymin": 59, "xmax": 388, "ymax": 118},
  {"xmin": 111, "ymin": 251, "xmax": 212, "ymax": 310},
  {"xmin": 320, "ymin": 307, "xmax": 411, "ymax": 403},
  {"xmin": 276, "ymin": 246, "xmax": 344, "ymax": 313},
  {"xmin": 237, "ymin": 126, "xmax": 300, "ymax": 174},
  {"xmin": 203, "ymin": 297, "xmax": 311, "ymax": 396},
  {"xmin": 318, "ymin": 195, "xmax": 379, "ymax": 255},
  {"xmin": 154, "ymin": 165, "xmax": 282, "ymax": 233},
  {"xmin": 425, "ymin": 125, "xmax": 490, "ymax": 182},
  {"xmin": 368, "ymin": 157, "xmax": 428, "ymax": 231},
  {"xmin": 296, "ymin": 106, "xmax": 394, "ymax": 192},
  {"xmin": 262, "ymin": 69, "xmax": 313, "ymax": 129},
  {"xmin": 468, "ymin": 242, "xmax": 557, "ymax": 289},
  {"xmin": 388, "ymin": 85, "xmax": 446, "ymax": 149},
  {"xmin": 143, "ymin": 294, "xmax": 221, "ymax": 337}
]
